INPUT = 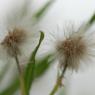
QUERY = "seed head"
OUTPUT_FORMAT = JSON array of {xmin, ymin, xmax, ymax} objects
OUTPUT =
[
  {"xmin": 60, "ymin": 37, "xmax": 86, "ymax": 56},
  {"xmin": 56, "ymin": 25, "xmax": 91, "ymax": 71},
  {"xmin": 1, "ymin": 28, "xmax": 26, "ymax": 57}
]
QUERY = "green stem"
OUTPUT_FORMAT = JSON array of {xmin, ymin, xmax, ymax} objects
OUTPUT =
[
  {"xmin": 14, "ymin": 54, "xmax": 26, "ymax": 95},
  {"xmin": 50, "ymin": 63, "xmax": 68, "ymax": 95},
  {"xmin": 50, "ymin": 76, "xmax": 62, "ymax": 95}
]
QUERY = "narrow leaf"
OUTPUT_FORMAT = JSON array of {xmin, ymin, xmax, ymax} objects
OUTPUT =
[
  {"xmin": 0, "ymin": 54, "xmax": 54, "ymax": 95},
  {"xmin": 88, "ymin": 13, "xmax": 95, "ymax": 24},
  {"xmin": 34, "ymin": 0, "xmax": 54, "ymax": 21},
  {"xmin": 25, "ymin": 31, "xmax": 44, "ymax": 94},
  {"xmin": 35, "ymin": 54, "xmax": 54, "ymax": 78},
  {"xmin": 0, "ymin": 63, "xmax": 10, "ymax": 83},
  {"xmin": 0, "ymin": 78, "xmax": 19, "ymax": 95}
]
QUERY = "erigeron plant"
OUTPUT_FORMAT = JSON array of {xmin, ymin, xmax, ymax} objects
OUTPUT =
[
  {"xmin": 0, "ymin": 1, "xmax": 95, "ymax": 95},
  {"xmin": 50, "ymin": 14, "xmax": 95, "ymax": 95}
]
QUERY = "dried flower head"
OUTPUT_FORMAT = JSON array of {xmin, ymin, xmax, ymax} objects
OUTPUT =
[
  {"xmin": 1, "ymin": 28, "xmax": 26, "ymax": 57},
  {"xmin": 55, "ymin": 24, "xmax": 95, "ymax": 71}
]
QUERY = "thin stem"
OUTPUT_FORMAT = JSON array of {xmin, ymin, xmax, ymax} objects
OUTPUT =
[
  {"xmin": 14, "ymin": 52, "xmax": 26, "ymax": 95},
  {"xmin": 50, "ymin": 63, "xmax": 68, "ymax": 95}
]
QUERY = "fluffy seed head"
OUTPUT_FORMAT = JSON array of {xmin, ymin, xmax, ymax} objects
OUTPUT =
[
  {"xmin": 56, "ymin": 25, "xmax": 89, "ymax": 71},
  {"xmin": 1, "ymin": 28, "xmax": 26, "ymax": 56},
  {"xmin": 58, "ymin": 37, "xmax": 86, "ymax": 57}
]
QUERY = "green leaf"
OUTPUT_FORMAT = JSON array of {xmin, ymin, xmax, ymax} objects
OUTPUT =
[
  {"xmin": 88, "ymin": 13, "xmax": 95, "ymax": 24},
  {"xmin": 25, "ymin": 31, "xmax": 44, "ymax": 94},
  {"xmin": 33, "ymin": 0, "xmax": 54, "ymax": 21},
  {"xmin": 0, "ymin": 78, "xmax": 19, "ymax": 95},
  {"xmin": 0, "ymin": 54, "xmax": 54, "ymax": 95},
  {"xmin": 35, "ymin": 54, "xmax": 54, "ymax": 78},
  {"xmin": 78, "ymin": 13, "xmax": 95, "ymax": 34},
  {"xmin": 0, "ymin": 63, "xmax": 10, "ymax": 83}
]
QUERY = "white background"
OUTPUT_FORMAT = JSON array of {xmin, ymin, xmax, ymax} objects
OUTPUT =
[{"xmin": 0, "ymin": 0, "xmax": 95, "ymax": 95}]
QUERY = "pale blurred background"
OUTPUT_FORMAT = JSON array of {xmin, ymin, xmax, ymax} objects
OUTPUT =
[{"xmin": 0, "ymin": 0, "xmax": 95, "ymax": 95}]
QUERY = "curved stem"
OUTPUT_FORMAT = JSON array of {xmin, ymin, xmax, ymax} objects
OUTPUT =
[{"xmin": 49, "ymin": 63, "xmax": 68, "ymax": 95}]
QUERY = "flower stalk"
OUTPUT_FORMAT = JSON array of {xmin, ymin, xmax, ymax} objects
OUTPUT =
[
  {"xmin": 15, "ymin": 55, "xmax": 26, "ymax": 95},
  {"xmin": 13, "ymin": 48, "xmax": 26, "ymax": 95},
  {"xmin": 50, "ymin": 63, "xmax": 68, "ymax": 95}
]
